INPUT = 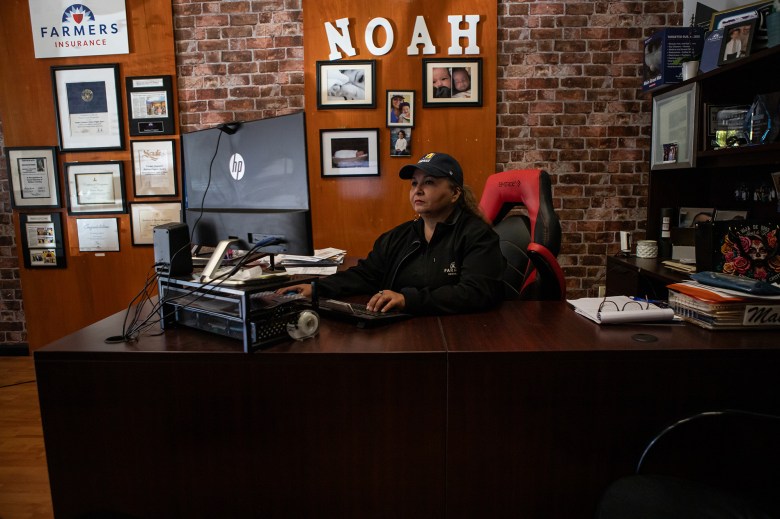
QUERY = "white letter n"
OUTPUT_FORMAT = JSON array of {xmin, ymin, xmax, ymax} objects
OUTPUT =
[{"xmin": 324, "ymin": 18, "xmax": 356, "ymax": 60}]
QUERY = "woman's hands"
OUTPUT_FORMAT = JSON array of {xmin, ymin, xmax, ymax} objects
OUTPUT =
[
  {"xmin": 275, "ymin": 284, "xmax": 312, "ymax": 298},
  {"xmin": 367, "ymin": 289, "xmax": 405, "ymax": 313}
]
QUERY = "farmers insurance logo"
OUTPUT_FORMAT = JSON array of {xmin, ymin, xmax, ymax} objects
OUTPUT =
[{"xmin": 29, "ymin": 0, "xmax": 129, "ymax": 58}]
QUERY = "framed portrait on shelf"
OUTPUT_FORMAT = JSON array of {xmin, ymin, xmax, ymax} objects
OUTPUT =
[
  {"xmin": 51, "ymin": 63, "xmax": 124, "ymax": 152},
  {"xmin": 4, "ymin": 146, "xmax": 60, "ymax": 209},
  {"xmin": 390, "ymin": 128, "xmax": 411, "ymax": 157},
  {"xmin": 717, "ymin": 19, "xmax": 757, "ymax": 65},
  {"xmin": 651, "ymin": 82, "xmax": 698, "ymax": 170},
  {"xmin": 387, "ymin": 90, "xmax": 415, "ymax": 127},
  {"xmin": 709, "ymin": 0, "xmax": 772, "ymax": 49},
  {"xmin": 131, "ymin": 139, "xmax": 177, "ymax": 197},
  {"xmin": 320, "ymin": 128, "xmax": 380, "ymax": 177},
  {"xmin": 129, "ymin": 202, "xmax": 182, "ymax": 245},
  {"xmin": 316, "ymin": 60, "xmax": 376, "ymax": 109},
  {"xmin": 125, "ymin": 75, "xmax": 175, "ymax": 136},
  {"xmin": 76, "ymin": 218, "xmax": 120, "ymax": 252},
  {"xmin": 65, "ymin": 161, "xmax": 126, "ymax": 215},
  {"xmin": 18, "ymin": 213, "xmax": 66, "ymax": 268},
  {"xmin": 422, "ymin": 58, "xmax": 483, "ymax": 107}
]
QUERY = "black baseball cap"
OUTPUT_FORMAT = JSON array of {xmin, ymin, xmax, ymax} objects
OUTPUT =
[{"xmin": 398, "ymin": 152, "xmax": 464, "ymax": 187}]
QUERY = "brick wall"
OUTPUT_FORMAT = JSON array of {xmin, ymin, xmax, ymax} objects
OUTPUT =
[
  {"xmin": 0, "ymin": 118, "xmax": 27, "ymax": 349},
  {"xmin": 0, "ymin": 0, "xmax": 681, "ymax": 348}
]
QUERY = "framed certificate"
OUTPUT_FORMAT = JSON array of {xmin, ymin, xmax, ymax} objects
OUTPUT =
[
  {"xmin": 125, "ymin": 75, "xmax": 176, "ymax": 136},
  {"xmin": 129, "ymin": 202, "xmax": 182, "ymax": 245},
  {"xmin": 18, "ymin": 213, "xmax": 66, "ymax": 268},
  {"xmin": 131, "ymin": 140, "xmax": 177, "ymax": 197},
  {"xmin": 65, "ymin": 161, "xmax": 126, "ymax": 215},
  {"xmin": 76, "ymin": 217, "xmax": 120, "ymax": 252},
  {"xmin": 651, "ymin": 82, "xmax": 699, "ymax": 170},
  {"xmin": 51, "ymin": 64, "xmax": 124, "ymax": 152},
  {"xmin": 4, "ymin": 146, "xmax": 60, "ymax": 208}
]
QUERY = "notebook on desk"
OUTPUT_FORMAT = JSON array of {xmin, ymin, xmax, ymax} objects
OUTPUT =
[{"xmin": 313, "ymin": 298, "xmax": 412, "ymax": 328}]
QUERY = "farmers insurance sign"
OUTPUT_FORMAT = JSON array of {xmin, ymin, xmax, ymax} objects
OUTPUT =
[{"xmin": 28, "ymin": 0, "xmax": 128, "ymax": 58}]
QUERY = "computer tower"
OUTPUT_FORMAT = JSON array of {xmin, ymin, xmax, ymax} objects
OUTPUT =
[{"xmin": 153, "ymin": 223, "xmax": 193, "ymax": 276}]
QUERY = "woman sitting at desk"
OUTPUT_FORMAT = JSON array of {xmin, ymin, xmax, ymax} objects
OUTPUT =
[{"xmin": 279, "ymin": 152, "xmax": 506, "ymax": 314}]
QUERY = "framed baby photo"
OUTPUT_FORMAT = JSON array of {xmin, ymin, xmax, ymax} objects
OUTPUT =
[
  {"xmin": 422, "ymin": 58, "xmax": 482, "ymax": 108},
  {"xmin": 387, "ymin": 90, "xmax": 415, "ymax": 127},
  {"xmin": 717, "ymin": 19, "xmax": 756, "ymax": 65},
  {"xmin": 316, "ymin": 60, "xmax": 376, "ymax": 109},
  {"xmin": 320, "ymin": 128, "xmax": 380, "ymax": 177},
  {"xmin": 390, "ymin": 128, "xmax": 412, "ymax": 157}
]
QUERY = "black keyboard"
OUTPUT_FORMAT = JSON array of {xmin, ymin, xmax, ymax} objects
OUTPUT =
[{"xmin": 314, "ymin": 298, "xmax": 411, "ymax": 328}]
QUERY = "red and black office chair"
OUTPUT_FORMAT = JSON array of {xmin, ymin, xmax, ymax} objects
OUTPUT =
[{"xmin": 479, "ymin": 169, "xmax": 565, "ymax": 300}]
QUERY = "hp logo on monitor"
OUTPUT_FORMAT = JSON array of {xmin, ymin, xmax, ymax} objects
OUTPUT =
[{"xmin": 229, "ymin": 153, "xmax": 245, "ymax": 180}]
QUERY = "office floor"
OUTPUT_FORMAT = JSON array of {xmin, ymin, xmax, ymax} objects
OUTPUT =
[{"xmin": 0, "ymin": 356, "xmax": 54, "ymax": 519}]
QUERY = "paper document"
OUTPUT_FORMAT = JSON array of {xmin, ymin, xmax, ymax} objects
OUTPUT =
[{"xmin": 569, "ymin": 296, "xmax": 676, "ymax": 324}]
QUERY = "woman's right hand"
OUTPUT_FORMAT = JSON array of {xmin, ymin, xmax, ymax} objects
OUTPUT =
[{"xmin": 275, "ymin": 284, "xmax": 312, "ymax": 298}]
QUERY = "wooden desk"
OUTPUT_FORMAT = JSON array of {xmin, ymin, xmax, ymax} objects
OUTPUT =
[
  {"xmin": 35, "ymin": 302, "xmax": 780, "ymax": 518},
  {"xmin": 440, "ymin": 301, "xmax": 780, "ymax": 518},
  {"xmin": 35, "ymin": 310, "xmax": 447, "ymax": 518}
]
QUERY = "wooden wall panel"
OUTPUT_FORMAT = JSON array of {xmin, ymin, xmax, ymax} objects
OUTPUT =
[
  {"xmin": 0, "ymin": 0, "xmax": 177, "ymax": 349},
  {"xmin": 303, "ymin": 1, "xmax": 497, "ymax": 257}
]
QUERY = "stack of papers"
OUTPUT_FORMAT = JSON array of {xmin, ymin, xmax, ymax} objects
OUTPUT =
[
  {"xmin": 278, "ymin": 247, "xmax": 346, "ymax": 275},
  {"xmin": 568, "ymin": 296, "xmax": 677, "ymax": 324}
]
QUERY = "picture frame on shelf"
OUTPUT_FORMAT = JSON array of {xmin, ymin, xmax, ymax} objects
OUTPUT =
[
  {"xmin": 129, "ymin": 202, "xmax": 182, "ymax": 245},
  {"xmin": 678, "ymin": 207, "xmax": 715, "ymax": 228},
  {"xmin": 18, "ymin": 212, "xmax": 66, "ymax": 269},
  {"xmin": 714, "ymin": 209, "xmax": 748, "ymax": 221},
  {"xmin": 51, "ymin": 63, "xmax": 124, "ymax": 152},
  {"xmin": 422, "ymin": 58, "xmax": 482, "ymax": 107},
  {"xmin": 131, "ymin": 139, "xmax": 177, "ymax": 197},
  {"xmin": 320, "ymin": 128, "xmax": 380, "ymax": 177},
  {"xmin": 4, "ymin": 146, "xmax": 60, "ymax": 209},
  {"xmin": 651, "ymin": 82, "xmax": 698, "ymax": 170},
  {"xmin": 709, "ymin": 0, "xmax": 772, "ymax": 50},
  {"xmin": 65, "ymin": 161, "xmax": 126, "ymax": 215},
  {"xmin": 717, "ymin": 19, "xmax": 757, "ymax": 65},
  {"xmin": 76, "ymin": 217, "xmax": 120, "ymax": 252},
  {"xmin": 387, "ymin": 90, "xmax": 414, "ymax": 127},
  {"xmin": 316, "ymin": 60, "xmax": 376, "ymax": 109},
  {"xmin": 125, "ymin": 75, "xmax": 175, "ymax": 136}
]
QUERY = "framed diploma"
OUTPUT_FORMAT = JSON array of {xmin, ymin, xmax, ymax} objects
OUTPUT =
[
  {"xmin": 76, "ymin": 218, "xmax": 120, "ymax": 252},
  {"xmin": 131, "ymin": 140, "xmax": 177, "ymax": 197},
  {"xmin": 65, "ymin": 161, "xmax": 126, "ymax": 215},
  {"xmin": 18, "ymin": 213, "xmax": 67, "ymax": 268},
  {"xmin": 51, "ymin": 64, "xmax": 124, "ymax": 152},
  {"xmin": 4, "ymin": 146, "xmax": 60, "ymax": 208},
  {"xmin": 125, "ymin": 75, "xmax": 176, "ymax": 136},
  {"xmin": 129, "ymin": 202, "xmax": 182, "ymax": 245}
]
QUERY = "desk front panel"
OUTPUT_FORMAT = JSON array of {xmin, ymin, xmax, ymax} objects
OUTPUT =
[
  {"xmin": 442, "ymin": 301, "xmax": 780, "ymax": 518},
  {"xmin": 35, "ymin": 311, "xmax": 447, "ymax": 518}
]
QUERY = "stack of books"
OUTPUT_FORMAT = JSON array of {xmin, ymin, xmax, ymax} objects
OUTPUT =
[{"xmin": 667, "ymin": 281, "xmax": 780, "ymax": 330}]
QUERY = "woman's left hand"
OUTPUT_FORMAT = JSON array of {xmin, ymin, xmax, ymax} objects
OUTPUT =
[{"xmin": 367, "ymin": 289, "xmax": 405, "ymax": 313}]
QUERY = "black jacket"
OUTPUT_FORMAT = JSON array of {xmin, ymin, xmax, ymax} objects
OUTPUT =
[{"xmin": 318, "ymin": 206, "xmax": 506, "ymax": 315}]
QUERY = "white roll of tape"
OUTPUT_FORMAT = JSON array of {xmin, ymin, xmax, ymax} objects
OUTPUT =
[
  {"xmin": 636, "ymin": 240, "xmax": 658, "ymax": 259},
  {"xmin": 287, "ymin": 310, "xmax": 320, "ymax": 341}
]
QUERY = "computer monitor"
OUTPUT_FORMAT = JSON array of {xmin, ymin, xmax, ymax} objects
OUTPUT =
[{"xmin": 181, "ymin": 112, "xmax": 314, "ymax": 256}]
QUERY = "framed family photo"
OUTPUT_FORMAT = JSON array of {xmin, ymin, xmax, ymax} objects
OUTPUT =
[
  {"xmin": 390, "ymin": 128, "xmax": 411, "ymax": 157},
  {"xmin": 4, "ymin": 146, "xmax": 60, "ymax": 208},
  {"xmin": 316, "ymin": 60, "xmax": 376, "ymax": 109},
  {"xmin": 718, "ymin": 19, "xmax": 756, "ymax": 65},
  {"xmin": 422, "ymin": 58, "xmax": 482, "ymax": 107},
  {"xmin": 65, "ymin": 161, "xmax": 126, "ymax": 215},
  {"xmin": 320, "ymin": 128, "xmax": 380, "ymax": 177},
  {"xmin": 131, "ymin": 139, "xmax": 177, "ymax": 197},
  {"xmin": 51, "ymin": 63, "xmax": 124, "ymax": 152},
  {"xmin": 387, "ymin": 90, "xmax": 414, "ymax": 127}
]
